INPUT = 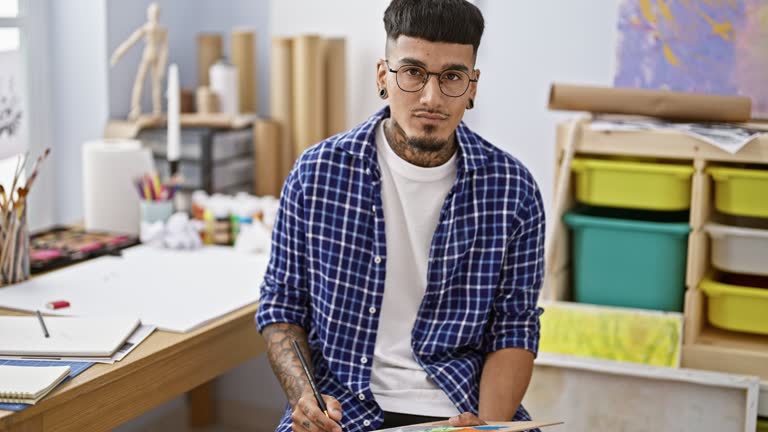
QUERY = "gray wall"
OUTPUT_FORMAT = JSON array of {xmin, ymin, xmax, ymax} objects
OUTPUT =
[{"xmin": 107, "ymin": 0, "xmax": 271, "ymax": 119}]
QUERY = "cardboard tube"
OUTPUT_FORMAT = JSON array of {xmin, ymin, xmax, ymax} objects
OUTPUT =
[
  {"xmin": 324, "ymin": 37, "xmax": 347, "ymax": 137},
  {"xmin": 232, "ymin": 29, "xmax": 257, "ymax": 113},
  {"xmin": 549, "ymin": 83, "xmax": 752, "ymax": 123},
  {"xmin": 254, "ymin": 119, "xmax": 281, "ymax": 197},
  {"xmin": 197, "ymin": 33, "xmax": 222, "ymax": 87},
  {"xmin": 196, "ymin": 86, "xmax": 219, "ymax": 114},
  {"xmin": 292, "ymin": 34, "xmax": 325, "ymax": 157},
  {"xmin": 271, "ymin": 37, "xmax": 295, "ymax": 183}
]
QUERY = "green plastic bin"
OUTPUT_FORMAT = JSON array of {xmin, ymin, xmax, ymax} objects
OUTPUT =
[
  {"xmin": 758, "ymin": 418, "xmax": 768, "ymax": 432},
  {"xmin": 564, "ymin": 209, "xmax": 691, "ymax": 312}
]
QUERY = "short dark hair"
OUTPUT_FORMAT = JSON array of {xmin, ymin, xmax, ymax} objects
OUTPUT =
[{"xmin": 384, "ymin": 0, "xmax": 485, "ymax": 55}]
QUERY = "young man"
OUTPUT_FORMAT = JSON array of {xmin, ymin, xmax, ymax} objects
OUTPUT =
[{"xmin": 257, "ymin": 1, "xmax": 545, "ymax": 431}]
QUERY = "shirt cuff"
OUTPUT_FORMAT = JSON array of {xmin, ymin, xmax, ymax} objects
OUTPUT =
[{"xmin": 484, "ymin": 306, "xmax": 543, "ymax": 356}]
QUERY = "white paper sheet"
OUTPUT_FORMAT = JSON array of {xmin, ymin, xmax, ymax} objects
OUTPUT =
[
  {"xmin": 0, "ymin": 246, "xmax": 267, "ymax": 333},
  {"xmin": 590, "ymin": 117, "xmax": 765, "ymax": 154}
]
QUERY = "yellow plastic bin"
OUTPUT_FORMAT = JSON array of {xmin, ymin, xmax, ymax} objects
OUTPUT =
[
  {"xmin": 758, "ymin": 418, "xmax": 768, "ymax": 432},
  {"xmin": 699, "ymin": 273, "xmax": 768, "ymax": 335},
  {"xmin": 571, "ymin": 158, "xmax": 694, "ymax": 211},
  {"xmin": 706, "ymin": 166, "xmax": 768, "ymax": 218}
]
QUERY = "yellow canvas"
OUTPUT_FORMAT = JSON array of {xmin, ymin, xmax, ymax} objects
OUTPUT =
[{"xmin": 538, "ymin": 301, "xmax": 683, "ymax": 368}]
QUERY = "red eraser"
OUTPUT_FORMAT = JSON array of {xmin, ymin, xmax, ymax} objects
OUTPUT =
[{"xmin": 46, "ymin": 300, "xmax": 70, "ymax": 310}]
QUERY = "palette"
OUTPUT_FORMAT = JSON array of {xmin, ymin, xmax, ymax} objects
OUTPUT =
[
  {"xmin": 375, "ymin": 421, "xmax": 563, "ymax": 432},
  {"xmin": 30, "ymin": 226, "xmax": 139, "ymax": 274}
]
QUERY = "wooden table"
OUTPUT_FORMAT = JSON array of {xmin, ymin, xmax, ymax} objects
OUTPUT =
[{"xmin": 0, "ymin": 303, "xmax": 265, "ymax": 432}]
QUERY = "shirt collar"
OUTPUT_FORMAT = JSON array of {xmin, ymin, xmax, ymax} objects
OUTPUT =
[{"xmin": 335, "ymin": 106, "xmax": 488, "ymax": 174}]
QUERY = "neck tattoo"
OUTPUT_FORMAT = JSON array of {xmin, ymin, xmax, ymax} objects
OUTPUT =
[{"xmin": 383, "ymin": 119, "xmax": 457, "ymax": 168}]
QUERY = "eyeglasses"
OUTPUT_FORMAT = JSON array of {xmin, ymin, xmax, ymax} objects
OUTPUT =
[{"xmin": 385, "ymin": 60, "xmax": 477, "ymax": 98}]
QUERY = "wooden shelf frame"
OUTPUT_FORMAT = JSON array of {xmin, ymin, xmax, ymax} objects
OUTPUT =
[{"xmin": 548, "ymin": 121, "xmax": 768, "ymax": 381}]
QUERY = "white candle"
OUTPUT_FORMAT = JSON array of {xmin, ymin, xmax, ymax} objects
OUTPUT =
[{"xmin": 166, "ymin": 63, "xmax": 181, "ymax": 163}]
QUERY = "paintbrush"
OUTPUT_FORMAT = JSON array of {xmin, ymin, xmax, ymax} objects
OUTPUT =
[{"xmin": 23, "ymin": 148, "xmax": 51, "ymax": 193}]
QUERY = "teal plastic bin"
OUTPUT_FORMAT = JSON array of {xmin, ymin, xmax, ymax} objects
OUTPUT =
[{"xmin": 563, "ymin": 209, "xmax": 691, "ymax": 312}]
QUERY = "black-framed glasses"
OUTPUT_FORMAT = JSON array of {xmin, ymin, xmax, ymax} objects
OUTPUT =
[{"xmin": 385, "ymin": 60, "xmax": 477, "ymax": 97}]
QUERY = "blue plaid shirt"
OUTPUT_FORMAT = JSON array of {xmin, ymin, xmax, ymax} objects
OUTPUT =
[{"xmin": 256, "ymin": 107, "xmax": 545, "ymax": 432}]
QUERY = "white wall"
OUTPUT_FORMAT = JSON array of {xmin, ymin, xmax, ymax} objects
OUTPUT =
[
  {"xmin": 465, "ymin": 0, "xmax": 621, "ymax": 211},
  {"xmin": 49, "ymin": 0, "xmax": 110, "ymax": 225}
]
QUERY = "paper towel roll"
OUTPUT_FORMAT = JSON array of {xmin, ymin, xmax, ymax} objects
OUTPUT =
[
  {"xmin": 82, "ymin": 139, "xmax": 154, "ymax": 235},
  {"xmin": 210, "ymin": 59, "xmax": 239, "ymax": 115}
]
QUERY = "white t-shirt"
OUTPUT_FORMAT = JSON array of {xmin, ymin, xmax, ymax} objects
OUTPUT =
[{"xmin": 369, "ymin": 120, "xmax": 460, "ymax": 417}]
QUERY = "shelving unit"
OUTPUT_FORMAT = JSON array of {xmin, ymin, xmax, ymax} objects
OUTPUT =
[{"xmin": 547, "ymin": 120, "xmax": 768, "ymax": 385}]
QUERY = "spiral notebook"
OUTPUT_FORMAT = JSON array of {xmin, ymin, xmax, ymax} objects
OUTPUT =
[
  {"xmin": 0, "ymin": 365, "xmax": 70, "ymax": 404},
  {"xmin": 0, "ymin": 316, "xmax": 140, "ymax": 357}
]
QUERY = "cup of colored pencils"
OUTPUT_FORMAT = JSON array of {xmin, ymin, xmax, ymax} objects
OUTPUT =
[
  {"xmin": 0, "ymin": 148, "xmax": 51, "ymax": 286},
  {"xmin": 134, "ymin": 173, "xmax": 180, "ymax": 224}
]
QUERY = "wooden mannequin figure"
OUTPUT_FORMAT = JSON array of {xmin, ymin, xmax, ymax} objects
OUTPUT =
[{"xmin": 110, "ymin": 3, "xmax": 169, "ymax": 120}]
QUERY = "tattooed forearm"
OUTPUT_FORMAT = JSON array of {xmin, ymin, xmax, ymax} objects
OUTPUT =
[{"xmin": 261, "ymin": 323, "xmax": 313, "ymax": 407}]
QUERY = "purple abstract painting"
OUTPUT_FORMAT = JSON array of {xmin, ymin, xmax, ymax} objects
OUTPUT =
[{"xmin": 615, "ymin": 0, "xmax": 768, "ymax": 119}]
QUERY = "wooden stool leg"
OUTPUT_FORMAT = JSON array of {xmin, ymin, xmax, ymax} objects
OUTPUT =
[{"xmin": 187, "ymin": 381, "xmax": 216, "ymax": 427}]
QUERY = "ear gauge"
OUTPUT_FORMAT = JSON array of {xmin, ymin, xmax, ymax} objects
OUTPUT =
[
  {"xmin": 379, "ymin": 88, "xmax": 388, "ymax": 99},
  {"xmin": 467, "ymin": 98, "xmax": 475, "ymax": 110}
]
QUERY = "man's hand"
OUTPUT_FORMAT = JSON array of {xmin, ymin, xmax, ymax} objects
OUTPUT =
[
  {"xmin": 291, "ymin": 391, "xmax": 343, "ymax": 432},
  {"xmin": 449, "ymin": 412, "xmax": 487, "ymax": 427}
]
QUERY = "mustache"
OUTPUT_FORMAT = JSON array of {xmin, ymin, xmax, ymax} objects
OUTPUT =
[{"xmin": 412, "ymin": 108, "xmax": 450, "ymax": 117}]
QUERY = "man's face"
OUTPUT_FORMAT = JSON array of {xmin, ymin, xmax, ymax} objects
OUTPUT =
[{"xmin": 377, "ymin": 36, "xmax": 479, "ymax": 149}]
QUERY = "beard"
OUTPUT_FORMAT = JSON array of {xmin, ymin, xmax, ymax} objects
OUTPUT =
[{"xmin": 407, "ymin": 124, "xmax": 450, "ymax": 152}]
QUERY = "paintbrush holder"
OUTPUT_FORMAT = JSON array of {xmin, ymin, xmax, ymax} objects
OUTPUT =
[{"xmin": 0, "ymin": 206, "xmax": 30, "ymax": 286}]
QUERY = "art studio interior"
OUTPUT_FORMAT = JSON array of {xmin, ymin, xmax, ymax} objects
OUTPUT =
[{"xmin": 0, "ymin": 1, "xmax": 767, "ymax": 431}]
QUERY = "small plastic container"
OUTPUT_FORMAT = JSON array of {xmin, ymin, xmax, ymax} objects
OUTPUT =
[
  {"xmin": 564, "ymin": 208, "xmax": 691, "ymax": 312},
  {"xmin": 699, "ymin": 273, "xmax": 768, "ymax": 335},
  {"xmin": 704, "ymin": 223, "xmax": 768, "ymax": 277},
  {"xmin": 706, "ymin": 166, "xmax": 768, "ymax": 218},
  {"xmin": 570, "ymin": 158, "xmax": 694, "ymax": 211},
  {"xmin": 758, "ymin": 418, "xmax": 768, "ymax": 432}
]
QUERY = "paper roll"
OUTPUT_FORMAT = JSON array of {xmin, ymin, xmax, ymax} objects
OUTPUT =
[
  {"xmin": 210, "ymin": 60, "xmax": 239, "ymax": 115},
  {"xmin": 548, "ymin": 83, "xmax": 752, "ymax": 122},
  {"xmin": 292, "ymin": 34, "xmax": 325, "ymax": 158},
  {"xmin": 324, "ymin": 38, "xmax": 347, "ymax": 137},
  {"xmin": 270, "ymin": 37, "xmax": 294, "ymax": 184},
  {"xmin": 231, "ymin": 30, "xmax": 257, "ymax": 113},
  {"xmin": 82, "ymin": 139, "xmax": 154, "ymax": 235},
  {"xmin": 197, "ymin": 33, "xmax": 223, "ymax": 87},
  {"xmin": 254, "ymin": 119, "xmax": 281, "ymax": 197}
]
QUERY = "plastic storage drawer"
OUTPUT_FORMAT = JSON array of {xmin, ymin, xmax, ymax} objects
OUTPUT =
[
  {"xmin": 700, "ymin": 273, "xmax": 768, "ymax": 335},
  {"xmin": 570, "ymin": 158, "xmax": 694, "ymax": 211},
  {"xmin": 704, "ymin": 223, "xmax": 768, "ymax": 277},
  {"xmin": 706, "ymin": 166, "xmax": 768, "ymax": 218},
  {"xmin": 564, "ymin": 210, "xmax": 691, "ymax": 312}
]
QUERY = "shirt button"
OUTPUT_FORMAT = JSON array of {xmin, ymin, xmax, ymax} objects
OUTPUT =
[
  {"xmin": 358, "ymin": 393, "xmax": 366, "ymax": 401},
  {"xmin": 371, "ymin": 205, "xmax": 376, "ymax": 213},
  {"xmin": 360, "ymin": 356, "xmax": 368, "ymax": 364},
  {"xmin": 366, "ymin": 168, "xmax": 372, "ymax": 175},
  {"xmin": 374, "ymin": 256, "xmax": 382, "ymax": 264},
  {"xmin": 368, "ymin": 307, "xmax": 376, "ymax": 314},
  {"xmin": 363, "ymin": 420, "xmax": 371, "ymax": 427}
]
